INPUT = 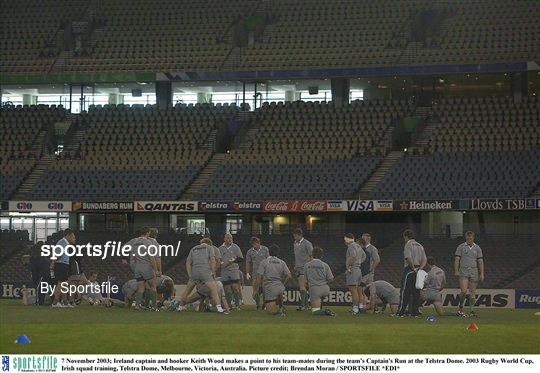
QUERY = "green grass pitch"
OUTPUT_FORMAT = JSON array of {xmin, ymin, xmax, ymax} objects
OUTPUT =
[{"xmin": 1, "ymin": 300, "xmax": 538, "ymax": 354}]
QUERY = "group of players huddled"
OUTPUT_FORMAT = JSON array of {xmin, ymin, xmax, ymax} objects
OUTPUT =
[{"xmin": 35, "ymin": 226, "xmax": 485, "ymax": 318}]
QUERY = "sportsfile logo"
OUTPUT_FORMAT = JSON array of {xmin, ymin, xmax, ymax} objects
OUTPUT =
[
  {"xmin": 10, "ymin": 356, "xmax": 57, "ymax": 372},
  {"xmin": 2, "ymin": 356, "xmax": 8, "ymax": 372}
]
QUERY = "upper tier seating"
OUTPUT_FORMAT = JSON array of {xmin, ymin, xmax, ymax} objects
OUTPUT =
[
  {"xmin": 30, "ymin": 104, "xmax": 237, "ymax": 201},
  {"xmin": 2, "ymin": 0, "xmax": 538, "ymax": 74},
  {"xmin": 201, "ymin": 100, "xmax": 413, "ymax": 200}
]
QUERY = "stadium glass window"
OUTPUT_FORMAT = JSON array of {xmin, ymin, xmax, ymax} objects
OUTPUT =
[
  {"xmin": 0, "ymin": 217, "xmax": 10, "ymax": 230},
  {"xmin": 350, "ymin": 89, "xmax": 364, "ymax": 101},
  {"xmin": 226, "ymin": 215, "xmax": 243, "ymax": 234},
  {"xmin": 298, "ymin": 89, "xmax": 332, "ymax": 102}
]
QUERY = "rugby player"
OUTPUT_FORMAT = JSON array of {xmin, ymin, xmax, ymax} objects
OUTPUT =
[
  {"xmin": 245, "ymin": 237, "xmax": 269, "ymax": 310},
  {"xmin": 345, "ymin": 233, "xmax": 365, "ymax": 315},
  {"xmin": 148, "ymin": 228, "xmax": 162, "ymax": 276},
  {"xmin": 304, "ymin": 247, "xmax": 335, "ymax": 316},
  {"xmin": 125, "ymin": 227, "xmax": 158, "ymax": 310},
  {"xmin": 180, "ymin": 241, "xmax": 224, "ymax": 313},
  {"xmin": 422, "ymin": 257, "xmax": 446, "ymax": 316},
  {"xmin": 218, "ymin": 233, "xmax": 244, "ymax": 309},
  {"xmin": 255, "ymin": 245, "xmax": 291, "ymax": 316},
  {"xmin": 454, "ymin": 231, "xmax": 484, "ymax": 317},
  {"xmin": 362, "ymin": 280, "xmax": 400, "ymax": 315},
  {"xmin": 51, "ymin": 229, "xmax": 77, "ymax": 308},
  {"xmin": 358, "ymin": 233, "xmax": 380, "ymax": 309},
  {"xmin": 293, "ymin": 228, "xmax": 313, "ymax": 311}
]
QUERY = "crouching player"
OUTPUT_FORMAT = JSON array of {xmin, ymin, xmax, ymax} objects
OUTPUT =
[
  {"xmin": 304, "ymin": 247, "xmax": 335, "ymax": 316},
  {"xmin": 156, "ymin": 275, "xmax": 175, "ymax": 307},
  {"xmin": 362, "ymin": 280, "xmax": 400, "ymax": 315},
  {"xmin": 180, "ymin": 242, "xmax": 224, "ymax": 313},
  {"xmin": 422, "ymin": 257, "xmax": 447, "ymax": 316},
  {"xmin": 255, "ymin": 245, "xmax": 291, "ymax": 316}
]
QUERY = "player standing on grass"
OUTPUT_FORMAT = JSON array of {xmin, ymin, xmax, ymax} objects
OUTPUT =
[
  {"xmin": 359, "ymin": 233, "xmax": 381, "ymax": 309},
  {"xmin": 422, "ymin": 257, "xmax": 447, "ymax": 316},
  {"xmin": 454, "ymin": 231, "xmax": 484, "ymax": 317},
  {"xmin": 51, "ymin": 229, "xmax": 76, "ymax": 308},
  {"xmin": 245, "ymin": 237, "xmax": 269, "ymax": 310},
  {"xmin": 304, "ymin": 247, "xmax": 335, "ymax": 316},
  {"xmin": 219, "ymin": 233, "xmax": 244, "ymax": 309},
  {"xmin": 180, "ymin": 242, "xmax": 224, "ymax": 313},
  {"xmin": 396, "ymin": 229, "xmax": 426, "ymax": 317},
  {"xmin": 345, "ymin": 233, "xmax": 365, "ymax": 315},
  {"xmin": 293, "ymin": 228, "xmax": 313, "ymax": 311},
  {"xmin": 255, "ymin": 245, "xmax": 291, "ymax": 316},
  {"xmin": 126, "ymin": 227, "xmax": 158, "ymax": 310}
]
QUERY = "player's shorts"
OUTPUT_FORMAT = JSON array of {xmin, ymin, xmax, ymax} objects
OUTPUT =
[
  {"xmin": 54, "ymin": 262, "xmax": 70, "ymax": 282},
  {"xmin": 346, "ymin": 267, "xmax": 362, "ymax": 286},
  {"xmin": 263, "ymin": 283, "xmax": 285, "ymax": 303},
  {"xmin": 294, "ymin": 266, "xmax": 307, "ymax": 277},
  {"xmin": 134, "ymin": 263, "xmax": 155, "ymax": 282},
  {"xmin": 197, "ymin": 286, "xmax": 211, "ymax": 299},
  {"xmin": 459, "ymin": 267, "xmax": 479, "ymax": 282},
  {"xmin": 360, "ymin": 272, "xmax": 374, "ymax": 286},
  {"xmin": 190, "ymin": 269, "xmax": 214, "ymax": 284},
  {"xmin": 309, "ymin": 284, "xmax": 330, "ymax": 301},
  {"xmin": 220, "ymin": 270, "xmax": 240, "ymax": 284},
  {"xmin": 424, "ymin": 289, "xmax": 442, "ymax": 305}
]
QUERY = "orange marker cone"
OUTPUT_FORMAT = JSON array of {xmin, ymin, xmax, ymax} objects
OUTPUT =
[{"xmin": 467, "ymin": 323, "xmax": 478, "ymax": 331}]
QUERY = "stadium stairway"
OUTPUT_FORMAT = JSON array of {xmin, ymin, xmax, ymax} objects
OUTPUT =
[
  {"xmin": 180, "ymin": 153, "xmax": 226, "ymax": 200},
  {"xmin": 358, "ymin": 151, "xmax": 404, "ymax": 199},
  {"xmin": 11, "ymin": 154, "xmax": 55, "ymax": 200}
]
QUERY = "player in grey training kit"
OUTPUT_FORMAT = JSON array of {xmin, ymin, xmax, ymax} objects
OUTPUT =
[
  {"xmin": 454, "ymin": 231, "xmax": 484, "ymax": 317},
  {"xmin": 396, "ymin": 229, "xmax": 427, "ymax": 317},
  {"xmin": 245, "ymin": 237, "xmax": 269, "ymax": 310},
  {"xmin": 304, "ymin": 247, "xmax": 335, "ymax": 316},
  {"xmin": 219, "ymin": 233, "xmax": 244, "ymax": 309},
  {"xmin": 344, "ymin": 233, "xmax": 365, "ymax": 315},
  {"xmin": 255, "ymin": 245, "xmax": 291, "ymax": 315},
  {"xmin": 362, "ymin": 280, "xmax": 400, "ymax": 314},
  {"xmin": 422, "ymin": 257, "xmax": 446, "ymax": 316},
  {"xmin": 293, "ymin": 228, "xmax": 313, "ymax": 311},
  {"xmin": 358, "ymin": 233, "xmax": 380, "ymax": 310},
  {"xmin": 180, "ymin": 240, "xmax": 224, "ymax": 313},
  {"xmin": 126, "ymin": 227, "xmax": 159, "ymax": 310}
]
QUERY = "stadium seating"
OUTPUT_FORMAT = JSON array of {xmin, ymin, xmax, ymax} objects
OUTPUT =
[
  {"xmin": 31, "ymin": 104, "xmax": 237, "ymax": 200},
  {"xmin": 2, "ymin": 0, "xmax": 539, "ymax": 73},
  {"xmin": 0, "ymin": 105, "xmax": 65, "ymax": 199},
  {"xmin": 201, "ymin": 100, "xmax": 413, "ymax": 199},
  {"xmin": 371, "ymin": 96, "xmax": 540, "ymax": 199}
]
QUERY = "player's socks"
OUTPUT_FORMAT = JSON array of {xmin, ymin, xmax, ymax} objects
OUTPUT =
[
  {"xmin": 233, "ymin": 292, "xmax": 241, "ymax": 309},
  {"xmin": 468, "ymin": 295, "xmax": 476, "ymax": 314},
  {"xmin": 147, "ymin": 290, "xmax": 157, "ymax": 309},
  {"xmin": 135, "ymin": 291, "xmax": 144, "ymax": 307},
  {"xmin": 300, "ymin": 290, "xmax": 308, "ymax": 308},
  {"xmin": 458, "ymin": 293, "xmax": 466, "ymax": 308},
  {"xmin": 225, "ymin": 292, "xmax": 233, "ymax": 307}
]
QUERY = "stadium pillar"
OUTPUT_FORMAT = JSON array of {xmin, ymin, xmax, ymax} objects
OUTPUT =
[
  {"xmin": 331, "ymin": 78, "xmax": 350, "ymax": 106},
  {"xmin": 156, "ymin": 81, "xmax": 172, "ymax": 109},
  {"xmin": 511, "ymin": 72, "xmax": 528, "ymax": 102},
  {"xmin": 22, "ymin": 94, "xmax": 37, "ymax": 106}
]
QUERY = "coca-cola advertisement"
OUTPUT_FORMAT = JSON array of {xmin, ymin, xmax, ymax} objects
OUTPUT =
[{"xmin": 262, "ymin": 200, "xmax": 327, "ymax": 212}]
